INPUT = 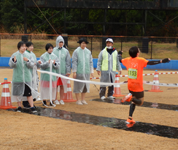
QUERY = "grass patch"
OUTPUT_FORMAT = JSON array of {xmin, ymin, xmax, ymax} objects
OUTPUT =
[{"xmin": 1, "ymin": 39, "xmax": 178, "ymax": 59}]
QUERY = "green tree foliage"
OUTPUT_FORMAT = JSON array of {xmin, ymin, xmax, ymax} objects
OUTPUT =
[
  {"xmin": 0, "ymin": 0, "xmax": 24, "ymax": 32},
  {"xmin": 0, "ymin": 0, "xmax": 178, "ymax": 36}
]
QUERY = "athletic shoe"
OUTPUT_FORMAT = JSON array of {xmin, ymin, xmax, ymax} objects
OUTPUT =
[
  {"xmin": 16, "ymin": 107, "xmax": 22, "ymax": 112},
  {"xmin": 121, "ymin": 93, "xmax": 132, "ymax": 103},
  {"xmin": 126, "ymin": 118, "xmax": 135, "ymax": 124},
  {"xmin": 43, "ymin": 100, "xmax": 47, "ymax": 106},
  {"xmin": 101, "ymin": 96, "xmax": 106, "ymax": 101},
  {"xmin": 30, "ymin": 107, "xmax": 37, "ymax": 113},
  {"xmin": 107, "ymin": 96, "xmax": 115, "ymax": 100},
  {"xmin": 76, "ymin": 100, "xmax": 83, "ymax": 105},
  {"xmin": 82, "ymin": 100, "xmax": 88, "ymax": 105},
  {"xmin": 50, "ymin": 102, "xmax": 56, "ymax": 107},
  {"xmin": 54, "ymin": 100, "xmax": 60, "ymax": 105},
  {"xmin": 126, "ymin": 123, "xmax": 135, "ymax": 128},
  {"xmin": 60, "ymin": 100, "xmax": 65, "ymax": 105}
]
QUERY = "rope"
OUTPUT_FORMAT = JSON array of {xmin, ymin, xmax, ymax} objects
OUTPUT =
[{"xmin": 32, "ymin": 0, "xmax": 58, "ymax": 34}]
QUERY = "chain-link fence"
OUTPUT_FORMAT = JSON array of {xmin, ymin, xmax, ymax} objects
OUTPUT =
[{"xmin": 0, "ymin": 33, "xmax": 178, "ymax": 59}]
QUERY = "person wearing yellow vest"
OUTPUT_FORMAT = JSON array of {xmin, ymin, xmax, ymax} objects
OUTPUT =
[{"xmin": 96, "ymin": 38, "xmax": 122, "ymax": 100}]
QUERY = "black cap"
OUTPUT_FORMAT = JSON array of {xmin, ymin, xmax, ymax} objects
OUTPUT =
[{"xmin": 77, "ymin": 38, "xmax": 89, "ymax": 44}]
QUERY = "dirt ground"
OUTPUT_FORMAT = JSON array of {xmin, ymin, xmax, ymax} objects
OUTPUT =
[{"xmin": 0, "ymin": 68, "xmax": 178, "ymax": 150}]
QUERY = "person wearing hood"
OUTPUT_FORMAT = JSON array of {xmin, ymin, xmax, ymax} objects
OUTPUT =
[
  {"xmin": 38, "ymin": 43, "xmax": 60, "ymax": 106},
  {"xmin": 53, "ymin": 36, "xmax": 71, "ymax": 105},
  {"xmin": 72, "ymin": 38, "xmax": 94, "ymax": 105},
  {"xmin": 96, "ymin": 38, "xmax": 122, "ymax": 100},
  {"xmin": 9, "ymin": 41, "xmax": 37, "ymax": 113}
]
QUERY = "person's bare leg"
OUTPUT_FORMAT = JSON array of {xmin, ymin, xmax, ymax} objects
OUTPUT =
[
  {"xmin": 75, "ymin": 93, "xmax": 79, "ymax": 101},
  {"xmin": 81, "ymin": 93, "xmax": 88, "ymax": 104},
  {"xmin": 56, "ymin": 86, "xmax": 59, "ymax": 100},
  {"xmin": 27, "ymin": 96, "xmax": 34, "ymax": 107},
  {"xmin": 60, "ymin": 85, "xmax": 64, "ymax": 100},
  {"xmin": 76, "ymin": 93, "xmax": 82, "ymax": 105},
  {"xmin": 81, "ymin": 93, "xmax": 86, "ymax": 101},
  {"xmin": 17, "ymin": 101, "xmax": 21, "ymax": 107}
]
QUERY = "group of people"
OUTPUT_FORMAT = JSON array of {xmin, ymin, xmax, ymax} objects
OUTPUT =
[{"xmin": 9, "ymin": 36, "xmax": 170, "ymax": 127}]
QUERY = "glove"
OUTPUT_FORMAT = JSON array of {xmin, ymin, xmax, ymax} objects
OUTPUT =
[
  {"xmin": 162, "ymin": 58, "xmax": 170, "ymax": 63},
  {"xmin": 118, "ymin": 51, "xmax": 123, "ymax": 55}
]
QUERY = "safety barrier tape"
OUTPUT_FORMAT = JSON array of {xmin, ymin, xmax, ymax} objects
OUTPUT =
[
  {"xmin": 37, "ymin": 70, "xmax": 127, "ymax": 86},
  {"xmin": 143, "ymin": 81, "xmax": 178, "ymax": 87},
  {"xmin": 90, "ymin": 71, "xmax": 178, "ymax": 79},
  {"xmin": 0, "ymin": 81, "xmax": 12, "ymax": 85}
]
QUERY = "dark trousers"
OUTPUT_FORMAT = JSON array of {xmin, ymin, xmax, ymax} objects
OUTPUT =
[
  {"xmin": 99, "ymin": 74, "xmax": 114, "ymax": 98},
  {"xmin": 99, "ymin": 86, "xmax": 114, "ymax": 98}
]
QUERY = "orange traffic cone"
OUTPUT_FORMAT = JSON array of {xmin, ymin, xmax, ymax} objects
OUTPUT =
[
  {"xmin": 113, "ymin": 73, "xmax": 125, "ymax": 97},
  {"xmin": 0, "ymin": 78, "xmax": 16, "ymax": 109},
  {"xmin": 148, "ymin": 70, "xmax": 163, "ymax": 92},
  {"xmin": 63, "ymin": 80, "xmax": 76, "ymax": 102}
]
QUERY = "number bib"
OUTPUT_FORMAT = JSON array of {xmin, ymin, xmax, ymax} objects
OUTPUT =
[{"xmin": 128, "ymin": 68, "xmax": 137, "ymax": 79}]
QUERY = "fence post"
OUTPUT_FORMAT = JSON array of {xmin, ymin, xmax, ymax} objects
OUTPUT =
[
  {"xmin": 121, "ymin": 38, "xmax": 122, "ymax": 51},
  {"xmin": 151, "ymin": 39, "xmax": 153, "ymax": 59},
  {"xmin": 91, "ymin": 37, "xmax": 93, "ymax": 54},
  {"xmin": 0, "ymin": 35, "xmax": 1, "ymax": 57}
]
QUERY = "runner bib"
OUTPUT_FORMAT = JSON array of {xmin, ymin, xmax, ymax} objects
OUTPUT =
[{"xmin": 128, "ymin": 68, "xmax": 137, "ymax": 79}]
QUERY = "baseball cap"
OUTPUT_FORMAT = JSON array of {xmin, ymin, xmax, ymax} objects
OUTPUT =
[{"xmin": 106, "ymin": 38, "xmax": 113, "ymax": 43}]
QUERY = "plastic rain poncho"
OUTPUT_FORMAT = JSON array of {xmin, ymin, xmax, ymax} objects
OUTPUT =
[
  {"xmin": 72, "ymin": 47, "xmax": 93, "ymax": 93},
  {"xmin": 9, "ymin": 51, "xmax": 38, "ymax": 102},
  {"xmin": 96, "ymin": 47, "xmax": 122, "ymax": 87},
  {"xmin": 39, "ymin": 52, "xmax": 59, "ymax": 100},
  {"xmin": 53, "ymin": 36, "xmax": 71, "ymax": 92},
  {"xmin": 22, "ymin": 50, "xmax": 39, "ymax": 101}
]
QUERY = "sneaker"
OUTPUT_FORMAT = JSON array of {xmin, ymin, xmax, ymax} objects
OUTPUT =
[
  {"xmin": 60, "ymin": 100, "xmax": 65, "ymax": 105},
  {"xmin": 126, "ymin": 118, "xmax": 135, "ymax": 124},
  {"xmin": 50, "ymin": 102, "xmax": 56, "ymax": 107},
  {"xmin": 107, "ymin": 96, "xmax": 115, "ymax": 100},
  {"xmin": 54, "ymin": 100, "xmax": 60, "ymax": 105},
  {"xmin": 16, "ymin": 107, "xmax": 22, "ymax": 112},
  {"xmin": 76, "ymin": 100, "xmax": 83, "ymax": 105},
  {"xmin": 82, "ymin": 100, "xmax": 88, "ymax": 105},
  {"xmin": 101, "ymin": 96, "xmax": 106, "ymax": 101},
  {"xmin": 126, "ymin": 123, "xmax": 135, "ymax": 128},
  {"xmin": 30, "ymin": 107, "xmax": 37, "ymax": 113},
  {"xmin": 43, "ymin": 100, "xmax": 47, "ymax": 106},
  {"xmin": 121, "ymin": 93, "xmax": 132, "ymax": 103}
]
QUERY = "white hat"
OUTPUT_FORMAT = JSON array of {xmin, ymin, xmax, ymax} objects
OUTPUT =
[{"xmin": 106, "ymin": 38, "xmax": 113, "ymax": 43}]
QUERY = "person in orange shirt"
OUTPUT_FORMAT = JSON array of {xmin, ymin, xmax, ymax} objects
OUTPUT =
[{"xmin": 121, "ymin": 46, "xmax": 170, "ymax": 127}]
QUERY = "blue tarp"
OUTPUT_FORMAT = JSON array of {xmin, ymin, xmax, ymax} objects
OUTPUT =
[{"xmin": 1, "ymin": 57, "xmax": 177, "ymax": 70}]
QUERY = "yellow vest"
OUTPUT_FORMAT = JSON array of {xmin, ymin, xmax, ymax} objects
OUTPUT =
[{"xmin": 101, "ymin": 48, "xmax": 117, "ymax": 71}]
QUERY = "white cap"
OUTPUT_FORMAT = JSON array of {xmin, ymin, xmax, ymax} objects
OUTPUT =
[{"xmin": 106, "ymin": 38, "xmax": 113, "ymax": 43}]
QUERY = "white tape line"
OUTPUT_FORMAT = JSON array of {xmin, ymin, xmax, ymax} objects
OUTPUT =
[{"xmin": 37, "ymin": 70, "xmax": 127, "ymax": 86}]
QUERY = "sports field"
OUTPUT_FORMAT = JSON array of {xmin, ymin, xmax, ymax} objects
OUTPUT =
[{"xmin": 0, "ymin": 68, "xmax": 178, "ymax": 150}]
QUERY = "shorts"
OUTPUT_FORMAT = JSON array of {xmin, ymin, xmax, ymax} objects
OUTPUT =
[
  {"xmin": 57, "ymin": 77, "xmax": 63, "ymax": 86},
  {"xmin": 23, "ymin": 84, "xmax": 32, "ymax": 97},
  {"xmin": 129, "ymin": 90, "xmax": 144, "ymax": 99}
]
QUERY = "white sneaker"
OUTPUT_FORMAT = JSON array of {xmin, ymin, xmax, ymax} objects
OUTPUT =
[
  {"xmin": 76, "ymin": 100, "xmax": 83, "ymax": 105},
  {"xmin": 60, "ymin": 100, "xmax": 65, "ymax": 105},
  {"xmin": 108, "ymin": 96, "xmax": 115, "ymax": 100},
  {"xmin": 101, "ymin": 96, "xmax": 106, "ymax": 101},
  {"xmin": 82, "ymin": 100, "xmax": 88, "ymax": 105},
  {"xmin": 54, "ymin": 100, "xmax": 60, "ymax": 105}
]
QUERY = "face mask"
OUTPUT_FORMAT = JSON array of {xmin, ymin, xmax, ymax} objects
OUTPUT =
[{"xmin": 107, "ymin": 46, "xmax": 112, "ymax": 49}]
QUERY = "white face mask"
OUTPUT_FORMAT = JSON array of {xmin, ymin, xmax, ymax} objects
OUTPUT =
[{"xmin": 106, "ymin": 46, "xmax": 112, "ymax": 49}]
